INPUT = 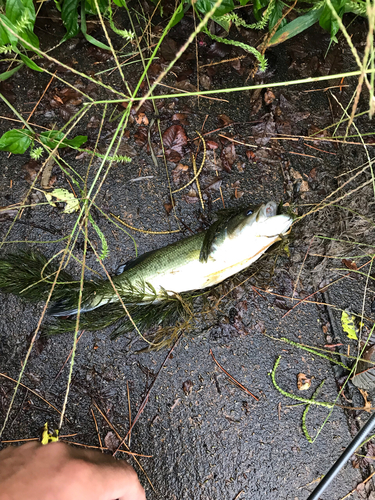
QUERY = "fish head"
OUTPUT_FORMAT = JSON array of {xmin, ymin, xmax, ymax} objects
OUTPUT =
[{"xmin": 227, "ymin": 201, "xmax": 293, "ymax": 239}]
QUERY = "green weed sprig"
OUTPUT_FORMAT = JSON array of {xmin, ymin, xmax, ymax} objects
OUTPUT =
[{"xmin": 271, "ymin": 356, "xmax": 334, "ymax": 409}]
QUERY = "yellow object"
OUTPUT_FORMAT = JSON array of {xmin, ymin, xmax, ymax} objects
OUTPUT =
[
  {"xmin": 45, "ymin": 188, "xmax": 80, "ymax": 214},
  {"xmin": 40, "ymin": 422, "xmax": 59, "ymax": 445},
  {"xmin": 341, "ymin": 310, "xmax": 358, "ymax": 340}
]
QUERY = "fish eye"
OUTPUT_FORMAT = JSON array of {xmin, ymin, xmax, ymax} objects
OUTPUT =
[{"xmin": 246, "ymin": 209, "xmax": 253, "ymax": 216}]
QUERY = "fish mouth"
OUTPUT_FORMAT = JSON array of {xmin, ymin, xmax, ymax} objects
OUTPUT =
[
  {"xmin": 251, "ymin": 201, "xmax": 293, "ymax": 238},
  {"xmin": 256, "ymin": 201, "xmax": 278, "ymax": 221}
]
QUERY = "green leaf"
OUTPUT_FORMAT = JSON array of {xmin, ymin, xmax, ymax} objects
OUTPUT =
[
  {"xmin": 0, "ymin": 128, "xmax": 33, "ymax": 153},
  {"xmin": 88, "ymin": 213, "xmax": 109, "ymax": 260},
  {"xmin": 18, "ymin": 27, "xmax": 39, "ymax": 49},
  {"xmin": 5, "ymin": 0, "xmax": 39, "ymax": 49},
  {"xmin": 19, "ymin": 53, "xmax": 43, "ymax": 71},
  {"xmin": 40, "ymin": 130, "xmax": 87, "ymax": 149},
  {"xmin": 82, "ymin": 31, "xmax": 112, "ymax": 49},
  {"xmin": 81, "ymin": 2, "xmax": 111, "ymax": 50},
  {"xmin": 0, "ymin": 14, "xmax": 19, "ymax": 47},
  {"xmin": 202, "ymin": 25, "xmax": 267, "ymax": 70},
  {"xmin": 195, "ymin": 0, "xmax": 234, "ymax": 18},
  {"xmin": 268, "ymin": 7, "xmax": 323, "ymax": 47},
  {"xmin": 6, "ymin": 0, "xmax": 36, "ymax": 27},
  {"xmin": 0, "ymin": 62, "xmax": 22, "ymax": 81},
  {"xmin": 268, "ymin": 0, "xmax": 286, "ymax": 32},
  {"xmin": 169, "ymin": 2, "xmax": 185, "ymax": 28},
  {"xmin": 61, "ymin": 0, "xmax": 80, "ymax": 41},
  {"xmin": 252, "ymin": 0, "xmax": 268, "ymax": 20},
  {"xmin": 212, "ymin": 13, "xmax": 231, "ymax": 32},
  {"xmin": 30, "ymin": 146, "xmax": 43, "ymax": 159},
  {"xmin": 85, "ymin": 0, "xmax": 108, "ymax": 14},
  {"xmin": 61, "ymin": 135, "xmax": 87, "ymax": 147},
  {"xmin": 341, "ymin": 309, "xmax": 358, "ymax": 340},
  {"xmin": 319, "ymin": 0, "xmax": 346, "ymax": 39}
]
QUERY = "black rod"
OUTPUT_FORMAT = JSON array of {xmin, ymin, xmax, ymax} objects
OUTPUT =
[{"xmin": 307, "ymin": 412, "xmax": 375, "ymax": 500}]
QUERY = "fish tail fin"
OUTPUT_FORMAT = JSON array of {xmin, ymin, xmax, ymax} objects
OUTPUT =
[{"xmin": 48, "ymin": 280, "xmax": 109, "ymax": 317}]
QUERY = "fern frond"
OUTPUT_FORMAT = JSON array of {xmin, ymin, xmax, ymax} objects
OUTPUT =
[
  {"xmin": 107, "ymin": 1, "xmax": 134, "ymax": 40},
  {"xmin": 0, "ymin": 251, "xmax": 74, "ymax": 301},
  {"xmin": 202, "ymin": 27, "xmax": 267, "ymax": 71}
]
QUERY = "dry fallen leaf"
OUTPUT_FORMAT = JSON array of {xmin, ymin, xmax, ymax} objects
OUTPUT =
[
  {"xmin": 182, "ymin": 380, "xmax": 193, "ymax": 395},
  {"xmin": 160, "ymin": 36, "xmax": 178, "ymax": 61},
  {"xmin": 290, "ymin": 167, "xmax": 303, "ymax": 180},
  {"xmin": 206, "ymin": 140, "xmax": 219, "ymax": 150},
  {"xmin": 171, "ymin": 113, "xmax": 189, "ymax": 125},
  {"xmin": 309, "ymin": 167, "xmax": 317, "ymax": 180},
  {"xmin": 297, "ymin": 373, "xmax": 312, "ymax": 391},
  {"xmin": 204, "ymin": 177, "xmax": 222, "ymax": 192},
  {"xmin": 104, "ymin": 431, "xmax": 120, "ymax": 452},
  {"xmin": 183, "ymin": 188, "xmax": 199, "ymax": 204},
  {"xmin": 199, "ymin": 74, "xmax": 211, "ymax": 90},
  {"xmin": 135, "ymin": 112, "xmax": 149, "ymax": 126},
  {"xmin": 207, "ymin": 41, "xmax": 230, "ymax": 59},
  {"xmin": 134, "ymin": 127, "xmax": 148, "ymax": 146},
  {"xmin": 221, "ymin": 143, "xmax": 236, "ymax": 172},
  {"xmin": 163, "ymin": 125, "xmax": 188, "ymax": 162},
  {"xmin": 171, "ymin": 163, "xmax": 189, "ymax": 185},
  {"xmin": 358, "ymin": 388, "xmax": 373, "ymax": 413},
  {"xmin": 342, "ymin": 259, "xmax": 358, "ymax": 271},
  {"xmin": 246, "ymin": 150, "xmax": 256, "ymax": 161},
  {"xmin": 23, "ymin": 159, "xmax": 41, "ymax": 183},
  {"xmin": 164, "ymin": 201, "xmax": 174, "ymax": 214},
  {"xmin": 264, "ymin": 89, "xmax": 275, "ymax": 105},
  {"xmin": 218, "ymin": 114, "xmax": 233, "ymax": 127},
  {"xmin": 236, "ymin": 162, "xmax": 244, "ymax": 173}
]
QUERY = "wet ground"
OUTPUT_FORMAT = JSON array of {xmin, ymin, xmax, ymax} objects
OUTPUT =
[{"xmin": 1, "ymin": 5, "xmax": 375, "ymax": 500}]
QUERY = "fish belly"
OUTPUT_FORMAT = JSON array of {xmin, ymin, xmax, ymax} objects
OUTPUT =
[{"xmin": 142, "ymin": 234, "xmax": 279, "ymax": 296}]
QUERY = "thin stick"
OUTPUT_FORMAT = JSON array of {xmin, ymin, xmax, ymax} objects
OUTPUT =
[
  {"xmin": 113, "ymin": 334, "xmax": 182, "ymax": 457},
  {"xmin": 171, "ymin": 131, "xmax": 206, "ymax": 194},
  {"xmin": 93, "ymin": 69, "xmax": 375, "ymax": 105},
  {"xmin": 0, "ymin": 248, "xmax": 72, "ymax": 438},
  {"xmin": 2, "ymin": 434, "xmax": 77, "ymax": 443},
  {"xmin": 25, "ymin": 71, "xmax": 56, "ymax": 125},
  {"xmin": 293, "ymin": 236, "xmax": 314, "ymax": 299},
  {"xmin": 137, "ymin": 0, "xmax": 225, "ymax": 110},
  {"xmin": 110, "ymin": 212, "xmax": 180, "ymax": 234},
  {"xmin": 339, "ymin": 470, "xmax": 375, "ymax": 500},
  {"xmin": 58, "ymin": 215, "xmax": 88, "ymax": 430},
  {"xmin": 61, "ymin": 440, "xmax": 151, "ymax": 458},
  {"xmin": 157, "ymin": 82, "xmax": 228, "ymax": 102},
  {"xmin": 0, "ymin": 373, "xmax": 62, "ymax": 417},
  {"xmin": 209, "ymin": 349, "xmax": 259, "ymax": 401},
  {"xmin": 192, "ymin": 134, "xmax": 205, "ymax": 210},
  {"xmin": 127, "ymin": 381, "xmax": 132, "ymax": 447},
  {"xmin": 50, "ymin": 331, "xmax": 85, "ymax": 388},
  {"xmin": 282, "ymin": 257, "xmax": 373, "ymax": 319},
  {"xmin": 93, "ymin": 402, "xmax": 156, "ymax": 493},
  {"xmin": 91, "ymin": 408, "xmax": 103, "ymax": 452}
]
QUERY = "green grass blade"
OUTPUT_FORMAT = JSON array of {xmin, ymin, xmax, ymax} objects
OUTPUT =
[{"xmin": 268, "ymin": 7, "xmax": 323, "ymax": 47}]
